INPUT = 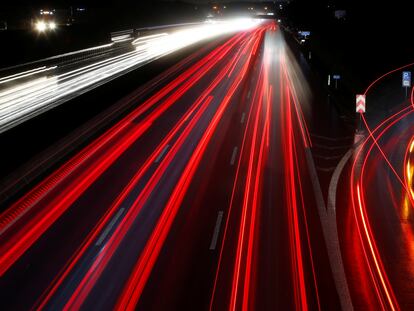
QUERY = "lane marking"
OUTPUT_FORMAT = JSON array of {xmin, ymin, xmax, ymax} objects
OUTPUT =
[
  {"xmin": 328, "ymin": 149, "xmax": 353, "ymax": 214},
  {"xmin": 230, "ymin": 147, "xmax": 238, "ymax": 166},
  {"xmin": 154, "ymin": 144, "xmax": 169, "ymax": 163},
  {"xmin": 304, "ymin": 148, "xmax": 354, "ymax": 311},
  {"xmin": 240, "ymin": 112, "xmax": 246, "ymax": 124},
  {"xmin": 209, "ymin": 211, "xmax": 224, "ymax": 250},
  {"xmin": 247, "ymin": 90, "xmax": 251, "ymax": 99},
  {"xmin": 95, "ymin": 208, "xmax": 125, "ymax": 246}
]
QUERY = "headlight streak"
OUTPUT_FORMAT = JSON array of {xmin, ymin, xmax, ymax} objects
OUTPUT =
[
  {"xmin": 135, "ymin": 19, "xmax": 260, "ymax": 58},
  {"xmin": 0, "ymin": 19, "xmax": 262, "ymax": 134},
  {"xmin": 0, "ymin": 66, "xmax": 55, "ymax": 85},
  {"xmin": 0, "ymin": 32, "xmax": 244, "ymax": 235},
  {"xmin": 1, "ymin": 26, "xmax": 269, "ymax": 310},
  {"xmin": 3, "ymin": 17, "xmax": 410, "ymax": 310},
  {"xmin": 132, "ymin": 33, "xmax": 168, "ymax": 45},
  {"xmin": 0, "ymin": 50, "xmax": 144, "ymax": 127},
  {"xmin": 0, "ymin": 32, "xmax": 248, "ymax": 277}
]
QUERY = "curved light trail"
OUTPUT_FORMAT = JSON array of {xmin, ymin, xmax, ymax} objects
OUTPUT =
[
  {"xmin": 348, "ymin": 63, "xmax": 414, "ymax": 310},
  {"xmin": 1, "ymin": 20, "xmax": 341, "ymax": 311}
]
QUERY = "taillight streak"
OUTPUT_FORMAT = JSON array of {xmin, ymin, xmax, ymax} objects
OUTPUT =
[
  {"xmin": 0, "ymin": 31, "xmax": 248, "ymax": 277},
  {"xmin": 35, "ymin": 83, "xmax": 217, "ymax": 310},
  {"xmin": 350, "ymin": 107, "xmax": 412, "ymax": 311},
  {"xmin": 0, "ymin": 32, "xmax": 245, "ymax": 235},
  {"xmin": 115, "ymin": 28, "xmax": 263, "ymax": 311},
  {"xmin": 229, "ymin": 66, "xmax": 267, "ymax": 311},
  {"xmin": 280, "ymin": 49, "xmax": 308, "ymax": 311}
]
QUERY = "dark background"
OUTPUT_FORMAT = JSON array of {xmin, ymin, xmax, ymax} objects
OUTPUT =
[
  {"xmin": 0, "ymin": 0, "xmax": 412, "ymax": 201},
  {"xmin": 284, "ymin": 0, "xmax": 413, "ymax": 93},
  {"xmin": 1, "ymin": 0, "xmax": 411, "ymax": 85},
  {"xmin": 0, "ymin": 1, "xmax": 209, "ymax": 67}
]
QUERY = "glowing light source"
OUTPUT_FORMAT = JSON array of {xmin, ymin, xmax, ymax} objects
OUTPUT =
[
  {"xmin": 134, "ymin": 19, "xmax": 261, "ymax": 57},
  {"xmin": 0, "ymin": 19, "xmax": 262, "ymax": 134},
  {"xmin": 35, "ymin": 21, "xmax": 47, "ymax": 32}
]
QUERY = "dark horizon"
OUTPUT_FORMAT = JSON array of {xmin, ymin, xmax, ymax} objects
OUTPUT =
[{"xmin": 1, "ymin": 2, "xmax": 413, "ymax": 310}]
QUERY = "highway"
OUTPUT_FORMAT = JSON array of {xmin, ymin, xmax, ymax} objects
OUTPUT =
[
  {"xmin": 334, "ymin": 64, "xmax": 414, "ymax": 311},
  {"xmin": 2, "ymin": 17, "xmax": 414, "ymax": 311},
  {"xmin": 0, "ymin": 21, "xmax": 343, "ymax": 310},
  {"xmin": 0, "ymin": 19, "xmax": 259, "ymax": 134}
]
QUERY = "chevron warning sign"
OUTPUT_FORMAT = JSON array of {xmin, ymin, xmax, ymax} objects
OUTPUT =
[{"xmin": 356, "ymin": 94, "xmax": 366, "ymax": 113}]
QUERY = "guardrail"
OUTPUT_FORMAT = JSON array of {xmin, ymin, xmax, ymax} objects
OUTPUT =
[
  {"xmin": 0, "ymin": 22, "xmax": 203, "ymax": 78},
  {"xmin": 0, "ymin": 36, "xmax": 211, "ymax": 207},
  {"xmin": 0, "ymin": 41, "xmax": 133, "ymax": 78}
]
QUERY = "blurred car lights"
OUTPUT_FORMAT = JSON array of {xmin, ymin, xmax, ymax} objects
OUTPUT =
[
  {"xmin": 48, "ymin": 22, "xmax": 56, "ymax": 30},
  {"xmin": 35, "ymin": 20, "xmax": 57, "ymax": 32},
  {"xmin": 35, "ymin": 21, "xmax": 47, "ymax": 32}
]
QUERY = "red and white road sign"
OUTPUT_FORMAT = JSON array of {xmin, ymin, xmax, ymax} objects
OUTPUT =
[{"xmin": 356, "ymin": 94, "xmax": 366, "ymax": 113}]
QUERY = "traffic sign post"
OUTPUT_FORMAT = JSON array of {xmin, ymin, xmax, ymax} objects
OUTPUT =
[
  {"xmin": 402, "ymin": 71, "xmax": 411, "ymax": 98},
  {"xmin": 333, "ymin": 74, "xmax": 341, "ymax": 89},
  {"xmin": 298, "ymin": 31, "xmax": 311, "ymax": 38},
  {"xmin": 356, "ymin": 94, "xmax": 366, "ymax": 113},
  {"xmin": 356, "ymin": 94, "xmax": 366, "ymax": 132}
]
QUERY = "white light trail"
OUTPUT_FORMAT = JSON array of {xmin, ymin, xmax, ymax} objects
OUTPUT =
[
  {"xmin": 0, "ymin": 66, "xmax": 57, "ymax": 85},
  {"xmin": 0, "ymin": 19, "xmax": 261, "ymax": 133}
]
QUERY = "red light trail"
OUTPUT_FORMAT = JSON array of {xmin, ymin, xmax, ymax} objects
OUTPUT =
[
  {"xmin": 349, "ymin": 62, "xmax": 414, "ymax": 310},
  {"xmin": 1, "ymin": 21, "xmax": 343, "ymax": 310},
  {"xmin": 0, "ymin": 30, "xmax": 248, "ymax": 278}
]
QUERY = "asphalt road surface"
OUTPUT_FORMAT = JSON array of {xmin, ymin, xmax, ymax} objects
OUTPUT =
[{"xmin": 1, "ymin": 20, "xmax": 414, "ymax": 311}]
